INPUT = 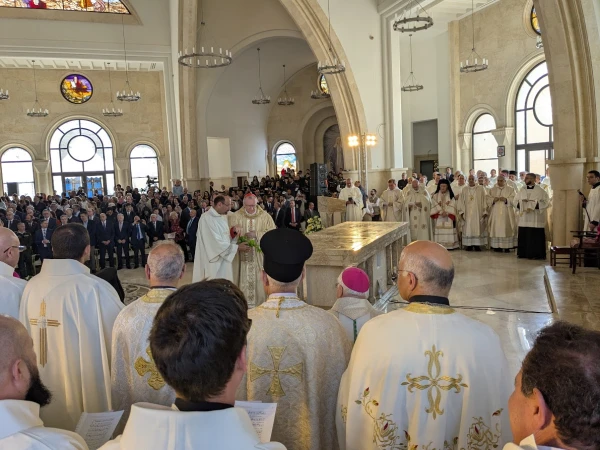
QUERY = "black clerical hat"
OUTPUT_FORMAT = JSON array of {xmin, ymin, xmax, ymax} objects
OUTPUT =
[
  {"xmin": 509, "ymin": 170, "xmax": 517, "ymax": 176},
  {"xmin": 261, "ymin": 228, "xmax": 313, "ymax": 283}
]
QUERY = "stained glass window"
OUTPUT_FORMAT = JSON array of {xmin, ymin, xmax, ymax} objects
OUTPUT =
[
  {"xmin": 515, "ymin": 61, "xmax": 553, "ymax": 176},
  {"xmin": 472, "ymin": 114, "xmax": 498, "ymax": 176},
  {"xmin": 130, "ymin": 145, "xmax": 159, "ymax": 191},
  {"xmin": 1, "ymin": 148, "xmax": 35, "ymax": 197},
  {"xmin": 275, "ymin": 142, "xmax": 297, "ymax": 174},
  {"xmin": 319, "ymin": 74, "xmax": 329, "ymax": 95},
  {"xmin": 0, "ymin": 0, "xmax": 130, "ymax": 14},
  {"xmin": 531, "ymin": 7, "xmax": 541, "ymax": 35}
]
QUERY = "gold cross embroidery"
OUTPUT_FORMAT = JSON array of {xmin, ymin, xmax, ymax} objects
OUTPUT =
[
  {"xmin": 134, "ymin": 347, "xmax": 166, "ymax": 391},
  {"xmin": 249, "ymin": 346, "xmax": 303, "ymax": 397},
  {"xmin": 401, "ymin": 345, "xmax": 468, "ymax": 419},
  {"xmin": 29, "ymin": 301, "xmax": 60, "ymax": 367}
]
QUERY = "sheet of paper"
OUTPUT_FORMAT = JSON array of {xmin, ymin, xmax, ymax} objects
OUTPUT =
[
  {"xmin": 74, "ymin": 410, "xmax": 124, "ymax": 450},
  {"xmin": 235, "ymin": 401, "xmax": 277, "ymax": 443}
]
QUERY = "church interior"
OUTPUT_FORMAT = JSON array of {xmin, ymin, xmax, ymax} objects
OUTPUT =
[{"xmin": 1, "ymin": 0, "xmax": 600, "ymax": 447}]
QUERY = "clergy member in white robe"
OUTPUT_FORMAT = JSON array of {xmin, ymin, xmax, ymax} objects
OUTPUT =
[
  {"xmin": 192, "ymin": 196, "xmax": 238, "ymax": 282},
  {"xmin": 583, "ymin": 170, "xmax": 600, "ymax": 230},
  {"xmin": 380, "ymin": 179, "xmax": 404, "ymax": 222},
  {"xmin": 487, "ymin": 176, "xmax": 518, "ymax": 251},
  {"xmin": 111, "ymin": 242, "xmax": 186, "ymax": 434},
  {"xmin": 0, "ymin": 316, "xmax": 87, "ymax": 449},
  {"xmin": 514, "ymin": 174, "xmax": 550, "ymax": 259},
  {"xmin": 339, "ymin": 178, "xmax": 364, "ymax": 222},
  {"xmin": 19, "ymin": 224, "xmax": 123, "ymax": 431},
  {"xmin": 430, "ymin": 180, "xmax": 459, "ymax": 249},
  {"xmin": 337, "ymin": 241, "xmax": 512, "ymax": 450},
  {"xmin": 238, "ymin": 229, "xmax": 351, "ymax": 450},
  {"xmin": 228, "ymin": 194, "xmax": 276, "ymax": 308},
  {"xmin": 457, "ymin": 175, "xmax": 489, "ymax": 251},
  {"xmin": 404, "ymin": 180, "xmax": 432, "ymax": 242},
  {"xmin": 329, "ymin": 267, "xmax": 382, "ymax": 344},
  {"xmin": 0, "ymin": 228, "xmax": 27, "ymax": 319}
]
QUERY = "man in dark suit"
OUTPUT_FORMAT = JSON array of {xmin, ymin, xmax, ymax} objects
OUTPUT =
[
  {"xmin": 274, "ymin": 204, "xmax": 285, "ymax": 228},
  {"xmin": 80, "ymin": 212, "xmax": 98, "ymax": 273},
  {"xmin": 34, "ymin": 220, "xmax": 53, "ymax": 262},
  {"xmin": 114, "ymin": 213, "xmax": 131, "ymax": 269},
  {"xmin": 185, "ymin": 209, "xmax": 199, "ymax": 261},
  {"xmin": 303, "ymin": 202, "xmax": 320, "ymax": 223},
  {"xmin": 16, "ymin": 222, "xmax": 34, "ymax": 278},
  {"xmin": 147, "ymin": 214, "xmax": 164, "ymax": 246},
  {"xmin": 40, "ymin": 210, "xmax": 57, "ymax": 230},
  {"xmin": 4, "ymin": 211, "xmax": 20, "ymax": 232},
  {"xmin": 129, "ymin": 216, "xmax": 147, "ymax": 268},
  {"xmin": 97, "ymin": 212, "xmax": 115, "ymax": 269},
  {"xmin": 265, "ymin": 195, "xmax": 275, "ymax": 217},
  {"xmin": 123, "ymin": 204, "xmax": 136, "ymax": 224},
  {"xmin": 179, "ymin": 202, "xmax": 192, "ymax": 230},
  {"xmin": 65, "ymin": 208, "xmax": 81, "ymax": 224},
  {"xmin": 284, "ymin": 200, "xmax": 302, "ymax": 231}
]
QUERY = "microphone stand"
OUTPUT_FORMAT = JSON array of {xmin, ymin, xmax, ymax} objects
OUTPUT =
[{"xmin": 578, "ymin": 190, "xmax": 593, "ymax": 225}]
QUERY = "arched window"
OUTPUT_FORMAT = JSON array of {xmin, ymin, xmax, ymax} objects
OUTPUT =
[
  {"xmin": 531, "ymin": 6, "xmax": 541, "ymax": 35},
  {"xmin": 130, "ymin": 145, "xmax": 159, "ymax": 190},
  {"xmin": 319, "ymin": 74, "xmax": 329, "ymax": 95},
  {"xmin": 515, "ymin": 61, "xmax": 553, "ymax": 176},
  {"xmin": 49, "ymin": 119, "xmax": 115, "ymax": 196},
  {"xmin": 472, "ymin": 114, "xmax": 498, "ymax": 176},
  {"xmin": 275, "ymin": 142, "xmax": 297, "ymax": 174},
  {"xmin": 1, "ymin": 148, "xmax": 35, "ymax": 197}
]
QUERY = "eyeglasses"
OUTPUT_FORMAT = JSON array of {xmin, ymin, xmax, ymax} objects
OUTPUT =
[
  {"xmin": 397, "ymin": 269, "xmax": 419, "ymax": 283},
  {"xmin": 3, "ymin": 245, "xmax": 26, "ymax": 254}
]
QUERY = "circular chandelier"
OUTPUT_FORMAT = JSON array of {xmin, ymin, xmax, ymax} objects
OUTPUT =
[
  {"xmin": 536, "ymin": 35, "xmax": 544, "ymax": 49},
  {"xmin": 318, "ymin": 0, "xmax": 345, "ymax": 75},
  {"xmin": 26, "ymin": 60, "xmax": 48, "ymax": 118},
  {"xmin": 460, "ymin": 0, "xmax": 489, "ymax": 74},
  {"xmin": 392, "ymin": 0, "xmax": 433, "ymax": 34},
  {"xmin": 277, "ymin": 65, "xmax": 295, "ymax": 106},
  {"xmin": 401, "ymin": 34, "xmax": 423, "ymax": 92},
  {"xmin": 252, "ymin": 48, "xmax": 270, "ymax": 105},
  {"xmin": 178, "ymin": 0, "xmax": 232, "ymax": 69},
  {"xmin": 117, "ymin": 17, "xmax": 141, "ymax": 102},
  {"xmin": 103, "ymin": 64, "xmax": 124, "ymax": 117},
  {"xmin": 0, "ymin": 89, "xmax": 8, "ymax": 101}
]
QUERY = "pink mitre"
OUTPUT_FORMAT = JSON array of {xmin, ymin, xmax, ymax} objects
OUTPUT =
[{"xmin": 338, "ymin": 267, "xmax": 370, "ymax": 298}]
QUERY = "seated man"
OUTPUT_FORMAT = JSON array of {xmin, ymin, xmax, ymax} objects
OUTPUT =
[
  {"xmin": 0, "ymin": 316, "xmax": 86, "ymax": 449},
  {"xmin": 101, "ymin": 280, "xmax": 285, "ymax": 450},
  {"xmin": 337, "ymin": 241, "xmax": 512, "ymax": 449},
  {"xmin": 504, "ymin": 321, "xmax": 600, "ymax": 450},
  {"xmin": 329, "ymin": 267, "xmax": 382, "ymax": 344}
]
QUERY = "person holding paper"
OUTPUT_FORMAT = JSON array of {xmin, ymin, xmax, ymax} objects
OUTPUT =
[
  {"xmin": 238, "ymin": 228, "xmax": 352, "ymax": 450},
  {"xmin": 0, "ymin": 315, "xmax": 87, "ymax": 449},
  {"xmin": 514, "ymin": 173, "xmax": 550, "ymax": 260},
  {"xmin": 339, "ymin": 178, "xmax": 364, "ymax": 222},
  {"xmin": 456, "ymin": 175, "xmax": 489, "ymax": 251},
  {"xmin": 111, "ymin": 242, "xmax": 185, "ymax": 434},
  {"xmin": 101, "ymin": 280, "xmax": 286, "ymax": 450},
  {"xmin": 19, "ymin": 224, "xmax": 124, "ymax": 431}
]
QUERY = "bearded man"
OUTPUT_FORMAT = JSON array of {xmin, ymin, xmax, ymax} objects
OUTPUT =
[
  {"xmin": 404, "ymin": 179, "xmax": 432, "ymax": 241},
  {"xmin": 229, "ymin": 194, "xmax": 276, "ymax": 307}
]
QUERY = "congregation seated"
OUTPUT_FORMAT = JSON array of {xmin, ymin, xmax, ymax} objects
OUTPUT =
[
  {"xmin": 102, "ymin": 280, "xmax": 286, "ymax": 449},
  {"xmin": 0, "ymin": 316, "xmax": 86, "ymax": 449}
]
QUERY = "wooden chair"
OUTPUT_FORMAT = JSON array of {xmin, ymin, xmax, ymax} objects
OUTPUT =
[
  {"xmin": 550, "ymin": 246, "xmax": 571, "ymax": 266},
  {"xmin": 570, "ymin": 231, "xmax": 600, "ymax": 274}
]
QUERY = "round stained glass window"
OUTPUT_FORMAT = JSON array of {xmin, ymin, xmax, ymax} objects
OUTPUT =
[
  {"xmin": 68, "ymin": 135, "xmax": 96, "ymax": 162},
  {"xmin": 531, "ymin": 6, "xmax": 541, "ymax": 35},
  {"xmin": 61, "ymin": 74, "xmax": 94, "ymax": 104}
]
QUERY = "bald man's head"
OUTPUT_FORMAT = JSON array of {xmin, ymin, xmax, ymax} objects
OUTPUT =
[
  {"xmin": 0, "ymin": 316, "xmax": 52, "ymax": 406},
  {"xmin": 398, "ymin": 241, "xmax": 455, "ymax": 299},
  {"xmin": 0, "ymin": 227, "xmax": 21, "ymax": 269},
  {"xmin": 146, "ymin": 241, "xmax": 186, "ymax": 285}
]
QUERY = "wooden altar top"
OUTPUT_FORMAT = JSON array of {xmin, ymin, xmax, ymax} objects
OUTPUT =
[{"xmin": 306, "ymin": 222, "xmax": 409, "ymax": 267}]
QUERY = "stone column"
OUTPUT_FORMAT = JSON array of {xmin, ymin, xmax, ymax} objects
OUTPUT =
[
  {"xmin": 32, "ymin": 160, "xmax": 51, "ymax": 194},
  {"xmin": 458, "ymin": 132, "xmax": 472, "ymax": 173},
  {"xmin": 114, "ymin": 158, "xmax": 130, "ymax": 188},
  {"xmin": 548, "ymin": 159, "xmax": 585, "ymax": 245},
  {"xmin": 491, "ymin": 127, "xmax": 515, "ymax": 171}
]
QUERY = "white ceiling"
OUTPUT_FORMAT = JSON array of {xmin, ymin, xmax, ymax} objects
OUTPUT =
[{"xmin": 0, "ymin": 57, "xmax": 161, "ymax": 72}]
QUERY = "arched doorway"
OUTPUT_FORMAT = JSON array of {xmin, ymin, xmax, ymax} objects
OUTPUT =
[{"xmin": 49, "ymin": 119, "xmax": 115, "ymax": 196}]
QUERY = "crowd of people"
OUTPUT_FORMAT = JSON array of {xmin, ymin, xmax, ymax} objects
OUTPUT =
[{"xmin": 0, "ymin": 223, "xmax": 598, "ymax": 450}]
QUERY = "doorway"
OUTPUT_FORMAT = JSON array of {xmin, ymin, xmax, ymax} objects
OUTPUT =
[
  {"xmin": 63, "ymin": 174, "xmax": 106, "ymax": 197},
  {"xmin": 419, "ymin": 160, "xmax": 435, "ymax": 180}
]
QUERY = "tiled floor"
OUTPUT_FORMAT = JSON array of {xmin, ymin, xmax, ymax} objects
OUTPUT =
[{"xmin": 118, "ymin": 252, "xmax": 598, "ymax": 377}]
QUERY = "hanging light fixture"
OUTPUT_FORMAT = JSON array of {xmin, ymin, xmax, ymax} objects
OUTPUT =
[
  {"xmin": 318, "ymin": 0, "xmax": 345, "ymax": 75},
  {"xmin": 178, "ymin": 0, "xmax": 232, "ymax": 68},
  {"xmin": 252, "ymin": 48, "xmax": 270, "ymax": 105},
  {"xmin": 103, "ymin": 63, "xmax": 123, "ymax": 117},
  {"xmin": 460, "ymin": 0, "xmax": 488, "ymax": 74},
  {"xmin": 116, "ymin": 16, "xmax": 141, "ymax": 102},
  {"xmin": 277, "ymin": 65, "xmax": 294, "ymax": 106},
  {"xmin": 0, "ymin": 68, "xmax": 8, "ymax": 100},
  {"xmin": 311, "ymin": 73, "xmax": 331, "ymax": 99},
  {"xmin": 401, "ymin": 34, "xmax": 423, "ymax": 92},
  {"xmin": 26, "ymin": 60, "xmax": 48, "ymax": 118},
  {"xmin": 393, "ymin": 0, "xmax": 433, "ymax": 33}
]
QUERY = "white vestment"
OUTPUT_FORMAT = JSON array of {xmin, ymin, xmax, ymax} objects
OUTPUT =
[
  {"xmin": 339, "ymin": 186, "xmax": 364, "ymax": 222},
  {"xmin": 329, "ymin": 297, "xmax": 383, "ymax": 344},
  {"xmin": 337, "ymin": 302, "xmax": 512, "ymax": 450},
  {"xmin": 403, "ymin": 188, "xmax": 433, "ymax": 241},
  {"xmin": 193, "ymin": 207, "xmax": 238, "ymax": 282},
  {"xmin": 19, "ymin": 259, "xmax": 123, "ymax": 431},
  {"xmin": 513, "ymin": 185, "xmax": 550, "ymax": 228},
  {"xmin": 584, "ymin": 185, "xmax": 600, "ymax": 229},
  {"xmin": 503, "ymin": 434, "xmax": 561, "ymax": 450},
  {"xmin": 380, "ymin": 188, "xmax": 403, "ymax": 222},
  {"xmin": 100, "ymin": 403, "xmax": 286, "ymax": 450},
  {"xmin": 426, "ymin": 182, "xmax": 438, "ymax": 196},
  {"xmin": 0, "ymin": 261, "xmax": 26, "ymax": 319},
  {"xmin": 487, "ymin": 185, "xmax": 518, "ymax": 249},
  {"xmin": 457, "ymin": 185, "xmax": 489, "ymax": 246},
  {"xmin": 111, "ymin": 288, "xmax": 177, "ymax": 435},
  {"xmin": 452, "ymin": 183, "xmax": 466, "ymax": 201},
  {"xmin": 0, "ymin": 400, "xmax": 87, "ymax": 450},
  {"xmin": 430, "ymin": 193, "xmax": 459, "ymax": 249}
]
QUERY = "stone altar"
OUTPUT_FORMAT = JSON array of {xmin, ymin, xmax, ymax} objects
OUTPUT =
[
  {"xmin": 317, "ymin": 196, "xmax": 346, "ymax": 228},
  {"xmin": 303, "ymin": 222, "xmax": 410, "ymax": 308}
]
